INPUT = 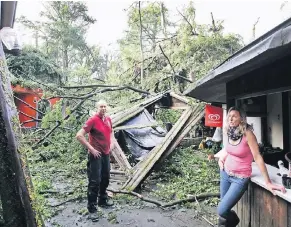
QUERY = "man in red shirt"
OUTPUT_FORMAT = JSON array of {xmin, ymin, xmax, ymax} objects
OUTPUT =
[{"xmin": 76, "ymin": 100, "xmax": 114, "ymax": 222}]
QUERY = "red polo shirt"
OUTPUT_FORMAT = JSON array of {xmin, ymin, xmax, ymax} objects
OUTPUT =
[{"xmin": 83, "ymin": 114, "xmax": 112, "ymax": 155}]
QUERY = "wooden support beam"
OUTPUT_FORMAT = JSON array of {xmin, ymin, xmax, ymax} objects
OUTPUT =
[
  {"xmin": 114, "ymin": 123, "xmax": 159, "ymax": 131},
  {"xmin": 159, "ymin": 106, "xmax": 204, "ymax": 163},
  {"xmin": 123, "ymin": 107, "xmax": 194, "ymax": 191},
  {"xmin": 110, "ymin": 138, "xmax": 132, "ymax": 171}
]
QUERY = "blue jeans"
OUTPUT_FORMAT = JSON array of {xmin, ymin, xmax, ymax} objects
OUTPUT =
[{"xmin": 218, "ymin": 170, "xmax": 250, "ymax": 218}]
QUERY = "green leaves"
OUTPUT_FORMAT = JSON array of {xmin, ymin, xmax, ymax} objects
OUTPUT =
[{"xmin": 152, "ymin": 147, "xmax": 219, "ymax": 205}]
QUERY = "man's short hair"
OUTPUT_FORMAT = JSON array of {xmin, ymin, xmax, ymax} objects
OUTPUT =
[{"xmin": 96, "ymin": 99, "xmax": 107, "ymax": 108}]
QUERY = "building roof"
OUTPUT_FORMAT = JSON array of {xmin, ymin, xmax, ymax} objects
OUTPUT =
[
  {"xmin": 184, "ymin": 17, "xmax": 291, "ymax": 103},
  {"xmin": 1, "ymin": 1, "xmax": 17, "ymax": 28}
]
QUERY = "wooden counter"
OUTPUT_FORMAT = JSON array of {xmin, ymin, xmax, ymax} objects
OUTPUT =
[{"xmin": 233, "ymin": 163, "xmax": 291, "ymax": 227}]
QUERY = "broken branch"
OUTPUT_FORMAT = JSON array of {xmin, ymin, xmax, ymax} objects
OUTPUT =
[
  {"xmin": 14, "ymin": 95, "xmax": 45, "ymax": 115},
  {"xmin": 161, "ymin": 192, "xmax": 219, "ymax": 208},
  {"xmin": 19, "ymin": 111, "xmax": 42, "ymax": 122},
  {"xmin": 61, "ymin": 84, "xmax": 119, "ymax": 89},
  {"xmin": 107, "ymin": 188, "xmax": 162, "ymax": 207},
  {"xmin": 159, "ymin": 44, "xmax": 176, "ymax": 75},
  {"xmin": 176, "ymin": 8, "xmax": 199, "ymax": 36},
  {"xmin": 210, "ymin": 12, "xmax": 217, "ymax": 32},
  {"xmin": 107, "ymin": 188, "xmax": 219, "ymax": 208}
]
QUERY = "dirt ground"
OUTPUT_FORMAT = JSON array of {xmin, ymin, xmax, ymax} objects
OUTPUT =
[
  {"xmin": 42, "ymin": 157, "xmax": 218, "ymax": 227},
  {"xmin": 45, "ymin": 200, "xmax": 213, "ymax": 227}
]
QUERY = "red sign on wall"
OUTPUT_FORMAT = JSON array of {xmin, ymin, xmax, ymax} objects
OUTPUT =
[{"xmin": 205, "ymin": 104, "xmax": 223, "ymax": 127}]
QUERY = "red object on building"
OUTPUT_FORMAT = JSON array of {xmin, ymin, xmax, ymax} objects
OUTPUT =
[
  {"xmin": 12, "ymin": 85, "xmax": 60, "ymax": 128},
  {"xmin": 205, "ymin": 104, "xmax": 223, "ymax": 127}
]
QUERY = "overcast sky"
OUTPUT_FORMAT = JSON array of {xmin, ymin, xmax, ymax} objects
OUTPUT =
[{"xmin": 15, "ymin": 0, "xmax": 291, "ymax": 52}]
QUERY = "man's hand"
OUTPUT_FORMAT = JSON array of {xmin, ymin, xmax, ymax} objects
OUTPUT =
[{"xmin": 89, "ymin": 148, "xmax": 101, "ymax": 158}]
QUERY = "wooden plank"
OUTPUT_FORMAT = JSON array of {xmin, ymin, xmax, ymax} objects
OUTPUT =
[
  {"xmin": 271, "ymin": 193, "xmax": 287, "ymax": 227},
  {"xmin": 240, "ymin": 184, "xmax": 249, "ymax": 227},
  {"xmin": 251, "ymin": 184, "xmax": 260, "ymax": 227},
  {"xmin": 123, "ymin": 107, "xmax": 193, "ymax": 191},
  {"xmin": 246, "ymin": 184, "xmax": 252, "ymax": 227},
  {"xmin": 110, "ymin": 138, "xmax": 131, "ymax": 170},
  {"xmin": 111, "ymin": 92, "xmax": 168, "ymax": 126},
  {"xmin": 287, "ymin": 202, "xmax": 291, "ymax": 227},
  {"xmin": 259, "ymin": 186, "xmax": 273, "ymax": 227},
  {"xmin": 113, "ymin": 123, "xmax": 159, "ymax": 131},
  {"xmin": 158, "ymin": 106, "xmax": 203, "ymax": 163}
]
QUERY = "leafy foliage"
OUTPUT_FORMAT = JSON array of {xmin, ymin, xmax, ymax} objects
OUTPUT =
[
  {"xmin": 107, "ymin": 2, "xmax": 243, "ymax": 95},
  {"xmin": 152, "ymin": 147, "xmax": 219, "ymax": 206},
  {"xmin": 7, "ymin": 47, "xmax": 62, "ymax": 87}
]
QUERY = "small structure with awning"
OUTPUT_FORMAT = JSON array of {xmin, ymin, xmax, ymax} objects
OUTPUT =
[{"xmin": 184, "ymin": 17, "xmax": 291, "ymax": 227}]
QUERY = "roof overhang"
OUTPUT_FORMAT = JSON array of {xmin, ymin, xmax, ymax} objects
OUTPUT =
[
  {"xmin": 184, "ymin": 18, "xmax": 291, "ymax": 103},
  {"xmin": 1, "ymin": 1, "xmax": 17, "ymax": 28}
]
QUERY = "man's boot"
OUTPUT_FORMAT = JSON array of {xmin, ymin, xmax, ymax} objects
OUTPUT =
[
  {"xmin": 87, "ymin": 203, "xmax": 99, "ymax": 222},
  {"xmin": 227, "ymin": 210, "xmax": 240, "ymax": 227},
  {"xmin": 218, "ymin": 216, "xmax": 227, "ymax": 227},
  {"xmin": 98, "ymin": 195, "xmax": 114, "ymax": 207}
]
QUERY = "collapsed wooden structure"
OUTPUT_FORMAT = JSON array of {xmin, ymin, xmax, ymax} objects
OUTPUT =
[{"xmin": 109, "ymin": 91, "xmax": 204, "ymax": 191}]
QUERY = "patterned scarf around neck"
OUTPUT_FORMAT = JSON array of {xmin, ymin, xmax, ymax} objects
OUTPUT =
[
  {"xmin": 227, "ymin": 126, "xmax": 243, "ymax": 141},
  {"xmin": 227, "ymin": 124, "xmax": 253, "ymax": 141}
]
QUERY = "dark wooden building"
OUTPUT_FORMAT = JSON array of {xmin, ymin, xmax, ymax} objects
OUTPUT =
[{"xmin": 185, "ymin": 18, "xmax": 291, "ymax": 227}]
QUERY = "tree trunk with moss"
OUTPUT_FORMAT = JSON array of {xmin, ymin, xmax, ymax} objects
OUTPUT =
[{"xmin": 0, "ymin": 43, "xmax": 38, "ymax": 226}]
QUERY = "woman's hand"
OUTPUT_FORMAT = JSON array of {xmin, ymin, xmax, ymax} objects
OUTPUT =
[
  {"xmin": 266, "ymin": 182, "xmax": 286, "ymax": 195},
  {"xmin": 218, "ymin": 158, "xmax": 224, "ymax": 170}
]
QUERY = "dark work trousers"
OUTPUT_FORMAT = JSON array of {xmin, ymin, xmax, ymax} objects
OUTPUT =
[{"xmin": 87, "ymin": 153, "xmax": 110, "ymax": 211}]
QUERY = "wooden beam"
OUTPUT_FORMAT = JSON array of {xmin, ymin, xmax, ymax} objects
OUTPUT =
[
  {"xmin": 110, "ymin": 138, "xmax": 132, "ymax": 170},
  {"xmin": 114, "ymin": 123, "xmax": 159, "ymax": 131},
  {"xmin": 159, "ymin": 106, "xmax": 204, "ymax": 163},
  {"xmin": 122, "ymin": 107, "xmax": 194, "ymax": 191}
]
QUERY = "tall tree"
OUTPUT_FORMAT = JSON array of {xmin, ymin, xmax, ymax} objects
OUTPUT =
[
  {"xmin": 19, "ymin": 2, "xmax": 97, "ymax": 82},
  {"xmin": 0, "ymin": 43, "xmax": 38, "ymax": 226}
]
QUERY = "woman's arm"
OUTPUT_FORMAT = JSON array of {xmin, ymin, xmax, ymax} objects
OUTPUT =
[
  {"xmin": 246, "ymin": 130, "xmax": 286, "ymax": 194},
  {"xmin": 215, "ymin": 148, "xmax": 228, "ymax": 170}
]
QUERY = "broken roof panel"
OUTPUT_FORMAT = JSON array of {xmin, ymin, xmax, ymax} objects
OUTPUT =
[{"xmin": 184, "ymin": 17, "xmax": 291, "ymax": 103}]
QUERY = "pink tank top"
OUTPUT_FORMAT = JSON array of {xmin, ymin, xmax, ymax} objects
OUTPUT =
[{"xmin": 224, "ymin": 136, "xmax": 253, "ymax": 178}]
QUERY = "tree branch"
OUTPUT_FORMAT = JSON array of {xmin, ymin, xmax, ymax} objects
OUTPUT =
[
  {"xmin": 175, "ymin": 74, "xmax": 193, "ymax": 83},
  {"xmin": 252, "ymin": 17, "xmax": 260, "ymax": 40},
  {"xmin": 49, "ymin": 86, "xmax": 151, "ymax": 100},
  {"xmin": 19, "ymin": 111, "xmax": 42, "ymax": 122},
  {"xmin": 20, "ymin": 120, "xmax": 41, "ymax": 127},
  {"xmin": 14, "ymin": 95, "xmax": 45, "ymax": 115},
  {"xmin": 161, "ymin": 192, "xmax": 219, "ymax": 208},
  {"xmin": 33, "ymin": 86, "xmax": 150, "ymax": 148},
  {"xmin": 61, "ymin": 84, "xmax": 119, "ymax": 89},
  {"xmin": 107, "ymin": 188, "xmax": 219, "ymax": 208},
  {"xmin": 159, "ymin": 44, "xmax": 176, "ymax": 75},
  {"xmin": 176, "ymin": 8, "xmax": 199, "ymax": 36},
  {"xmin": 210, "ymin": 12, "xmax": 217, "ymax": 32},
  {"xmin": 107, "ymin": 188, "xmax": 162, "ymax": 207}
]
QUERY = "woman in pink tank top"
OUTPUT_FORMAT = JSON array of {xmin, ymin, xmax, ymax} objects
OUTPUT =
[{"xmin": 217, "ymin": 107, "xmax": 286, "ymax": 227}]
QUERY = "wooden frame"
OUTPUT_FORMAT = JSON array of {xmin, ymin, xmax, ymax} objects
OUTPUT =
[{"xmin": 109, "ymin": 91, "xmax": 204, "ymax": 191}]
